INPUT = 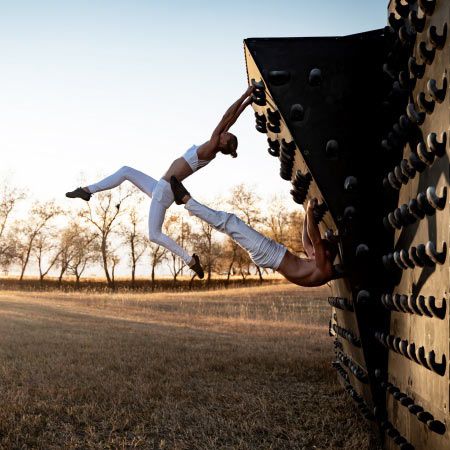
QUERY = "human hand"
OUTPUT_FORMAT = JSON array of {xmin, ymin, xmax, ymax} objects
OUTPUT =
[
  {"xmin": 307, "ymin": 198, "xmax": 318, "ymax": 210},
  {"xmin": 245, "ymin": 85, "xmax": 255, "ymax": 96}
]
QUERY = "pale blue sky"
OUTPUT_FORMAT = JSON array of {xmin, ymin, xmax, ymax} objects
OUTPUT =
[{"xmin": 1, "ymin": 0, "xmax": 388, "ymax": 204}]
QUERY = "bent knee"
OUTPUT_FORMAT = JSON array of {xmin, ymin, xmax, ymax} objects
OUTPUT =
[
  {"xmin": 120, "ymin": 165, "xmax": 134, "ymax": 174},
  {"xmin": 148, "ymin": 230, "xmax": 164, "ymax": 245}
]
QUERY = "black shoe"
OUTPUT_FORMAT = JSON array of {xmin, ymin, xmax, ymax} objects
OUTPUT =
[
  {"xmin": 65, "ymin": 187, "xmax": 92, "ymax": 201},
  {"xmin": 190, "ymin": 254, "xmax": 204, "ymax": 279},
  {"xmin": 170, "ymin": 176, "xmax": 190, "ymax": 205}
]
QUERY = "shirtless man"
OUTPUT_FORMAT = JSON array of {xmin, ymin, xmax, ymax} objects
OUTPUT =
[
  {"xmin": 66, "ymin": 86, "xmax": 254, "ymax": 278},
  {"xmin": 170, "ymin": 177, "xmax": 338, "ymax": 287}
]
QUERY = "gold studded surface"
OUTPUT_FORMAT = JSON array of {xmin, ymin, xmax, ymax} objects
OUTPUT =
[{"xmin": 384, "ymin": 1, "xmax": 450, "ymax": 449}]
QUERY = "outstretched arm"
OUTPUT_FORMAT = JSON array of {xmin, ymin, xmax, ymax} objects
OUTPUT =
[
  {"xmin": 211, "ymin": 86, "xmax": 254, "ymax": 138},
  {"xmin": 302, "ymin": 211, "xmax": 315, "ymax": 258},
  {"xmin": 306, "ymin": 199, "xmax": 328, "ymax": 269}
]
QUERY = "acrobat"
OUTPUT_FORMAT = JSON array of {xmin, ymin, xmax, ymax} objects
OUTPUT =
[
  {"xmin": 170, "ymin": 177, "xmax": 338, "ymax": 287},
  {"xmin": 66, "ymin": 86, "xmax": 255, "ymax": 278}
]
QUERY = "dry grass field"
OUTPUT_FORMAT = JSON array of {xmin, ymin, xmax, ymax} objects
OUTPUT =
[{"xmin": 0, "ymin": 284, "xmax": 381, "ymax": 449}]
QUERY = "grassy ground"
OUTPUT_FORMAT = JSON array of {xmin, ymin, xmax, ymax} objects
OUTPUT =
[{"xmin": 0, "ymin": 284, "xmax": 381, "ymax": 449}]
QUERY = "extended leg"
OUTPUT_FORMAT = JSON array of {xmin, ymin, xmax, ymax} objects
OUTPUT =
[
  {"xmin": 148, "ymin": 192, "xmax": 193, "ymax": 266},
  {"xmin": 185, "ymin": 198, "xmax": 286, "ymax": 270},
  {"xmin": 87, "ymin": 166, "xmax": 157, "ymax": 197}
]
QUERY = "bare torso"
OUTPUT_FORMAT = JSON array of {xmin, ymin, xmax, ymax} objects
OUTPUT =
[
  {"xmin": 277, "ymin": 250, "xmax": 333, "ymax": 287},
  {"xmin": 162, "ymin": 157, "xmax": 194, "ymax": 182},
  {"xmin": 162, "ymin": 143, "xmax": 216, "ymax": 182}
]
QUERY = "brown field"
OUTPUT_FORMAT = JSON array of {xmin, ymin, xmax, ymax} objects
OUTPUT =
[{"xmin": 0, "ymin": 284, "xmax": 381, "ymax": 449}]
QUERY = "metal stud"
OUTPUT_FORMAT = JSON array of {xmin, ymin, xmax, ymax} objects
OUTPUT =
[
  {"xmin": 267, "ymin": 108, "xmax": 281, "ymax": 124},
  {"xmin": 409, "ymin": 295, "xmax": 423, "ymax": 315},
  {"xmin": 400, "ymin": 249, "xmax": 415, "ymax": 268},
  {"xmin": 426, "ymin": 186, "xmax": 447, "ymax": 210},
  {"xmin": 388, "ymin": 171, "xmax": 402, "ymax": 189},
  {"xmin": 417, "ymin": 141, "xmax": 435, "ymax": 165},
  {"xmin": 290, "ymin": 104, "xmax": 305, "ymax": 122},
  {"xmin": 427, "ymin": 77, "xmax": 447, "ymax": 103},
  {"xmin": 394, "ymin": 166, "xmax": 408, "ymax": 184},
  {"xmin": 427, "ymin": 350, "xmax": 446, "ymax": 376},
  {"xmin": 399, "ymin": 70, "xmax": 417, "ymax": 90},
  {"xmin": 407, "ymin": 102, "xmax": 425, "ymax": 125},
  {"xmin": 389, "ymin": 12, "xmax": 404, "ymax": 31},
  {"xmin": 268, "ymin": 70, "xmax": 291, "ymax": 86},
  {"xmin": 409, "ymin": 9, "xmax": 426, "ymax": 33},
  {"xmin": 428, "ymin": 420, "xmax": 446, "ymax": 435},
  {"xmin": 267, "ymin": 138, "xmax": 280, "ymax": 157},
  {"xmin": 409, "ymin": 246, "xmax": 425, "ymax": 267},
  {"xmin": 416, "ymin": 243, "xmax": 434, "ymax": 266},
  {"xmin": 417, "ymin": 295, "xmax": 433, "ymax": 317},
  {"xmin": 256, "ymin": 124, "xmax": 267, "ymax": 133},
  {"xmin": 400, "ymin": 396, "xmax": 414, "ymax": 407},
  {"xmin": 408, "ymin": 153, "xmax": 427, "ymax": 173},
  {"xmin": 419, "ymin": 0, "xmax": 436, "ymax": 15},
  {"xmin": 417, "ymin": 92, "xmax": 435, "ymax": 113},
  {"xmin": 400, "ymin": 159, "xmax": 416, "ymax": 179},
  {"xmin": 417, "ymin": 411, "xmax": 434, "ymax": 423},
  {"xmin": 399, "ymin": 24, "xmax": 417, "ymax": 46},
  {"xmin": 419, "ymin": 41, "xmax": 435, "ymax": 64},
  {"xmin": 252, "ymin": 93, "xmax": 266, "ymax": 107},
  {"xmin": 408, "ymin": 56, "xmax": 425, "ymax": 79},
  {"xmin": 344, "ymin": 176, "xmax": 358, "ymax": 192},
  {"xmin": 309, "ymin": 68, "xmax": 322, "ymax": 86},
  {"xmin": 427, "ymin": 131, "xmax": 447, "ymax": 157},
  {"xmin": 267, "ymin": 123, "xmax": 281, "ymax": 133},
  {"xmin": 428, "ymin": 296, "xmax": 446, "ymax": 319},
  {"xmin": 417, "ymin": 346, "xmax": 431, "ymax": 369},
  {"xmin": 408, "ymin": 404, "xmax": 424, "ymax": 415},
  {"xmin": 325, "ymin": 140, "xmax": 339, "ymax": 158},
  {"xmin": 395, "ymin": 0, "xmax": 411, "ymax": 18},
  {"xmin": 251, "ymin": 79, "xmax": 265, "ymax": 90},
  {"xmin": 428, "ymin": 23, "xmax": 447, "ymax": 49},
  {"xmin": 425, "ymin": 241, "xmax": 447, "ymax": 265}
]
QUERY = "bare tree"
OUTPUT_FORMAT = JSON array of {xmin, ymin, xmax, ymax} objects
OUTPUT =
[
  {"xmin": 14, "ymin": 201, "xmax": 62, "ymax": 280},
  {"xmin": 33, "ymin": 229, "xmax": 63, "ymax": 282},
  {"xmin": 190, "ymin": 220, "xmax": 221, "ymax": 285},
  {"xmin": 148, "ymin": 241, "xmax": 167, "ymax": 289},
  {"xmin": 54, "ymin": 220, "xmax": 98, "ymax": 285},
  {"xmin": 0, "ymin": 182, "xmax": 26, "ymax": 271},
  {"xmin": 109, "ymin": 253, "xmax": 120, "ymax": 286},
  {"xmin": 79, "ymin": 188, "xmax": 132, "ymax": 287},
  {"xmin": 120, "ymin": 205, "xmax": 147, "ymax": 286},
  {"xmin": 227, "ymin": 184, "xmax": 264, "ymax": 282},
  {"xmin": 285, "ymin": 210, "xmax": 305, "ymax": 255},
  {"xmin": 163, "ymin": 213, "xmax": 191, "ymax": 283},
  {"xmin": 265, "ymin": 194, "xmax": 291, "ymax": 244}
]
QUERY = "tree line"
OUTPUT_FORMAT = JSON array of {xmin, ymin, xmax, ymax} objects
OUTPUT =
[{"xmin": 0, "ymin": 181, "xmax": 305, "ymax": 289}]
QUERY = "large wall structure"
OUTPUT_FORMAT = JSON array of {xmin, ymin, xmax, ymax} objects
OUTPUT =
[{"xmin": 244, "ymin": 1, "xmax": 449, "ymax": 449}]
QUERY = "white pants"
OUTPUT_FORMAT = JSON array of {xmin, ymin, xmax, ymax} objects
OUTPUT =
[
  {"xmin": 185, "ymin": 198, "xmax": 287, "ymax": 270},
  {"xmin": 87, "ymin": 166, "xmax": 192, "ymax": 264}
]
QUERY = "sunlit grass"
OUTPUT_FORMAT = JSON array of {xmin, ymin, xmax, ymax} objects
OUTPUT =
[{"xmin": 0, "ymin": 284, "xmax": 380, "ymax": 449}]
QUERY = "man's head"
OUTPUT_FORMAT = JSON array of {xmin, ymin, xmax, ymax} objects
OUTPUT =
[{"xmin": 218, "ymin": 132, "xmax": 238, "ymax": 158}]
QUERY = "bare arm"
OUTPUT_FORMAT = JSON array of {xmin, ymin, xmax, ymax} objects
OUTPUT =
[
  {"xmin": 198, "ymin": 87, "xmax": 254, "ymax": 158},
  {"xmin": 306, "ymin": 199, "xmax": 328, "ymax": 269},
  {"xmin": 302, "ymin": 211, "xmax": 315, "ymax": 258},
  {"xmin": 211, "ymin": 86, "xmax": 254, "ymax": 138},
  {"xmin": 222, "ymin": 97, "xmax": 253, "ymax": 132}
]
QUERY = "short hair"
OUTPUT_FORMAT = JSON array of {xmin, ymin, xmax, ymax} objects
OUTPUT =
[{"xmin": 226, "ymin": 134, "xmax": 238, "ymax": 158}]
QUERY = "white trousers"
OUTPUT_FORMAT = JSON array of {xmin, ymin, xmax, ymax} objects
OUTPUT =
[
  {"xmin": 87, "ymin": 166, "xmax": 192, "ymax": 264},
  {"xmin": 185, "ymin": 198, "xmax": 287, "ymax": 270}
]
